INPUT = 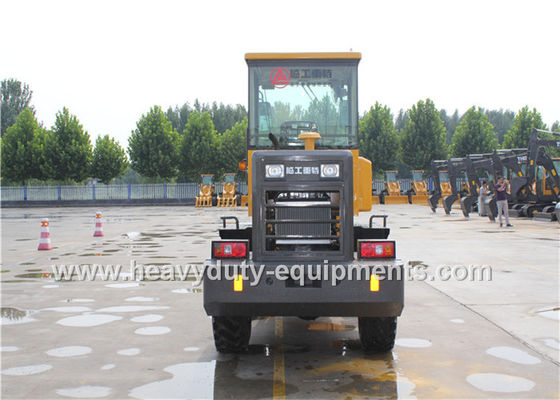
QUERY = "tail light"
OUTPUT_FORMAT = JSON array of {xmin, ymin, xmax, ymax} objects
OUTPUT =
[
  {"xmin": 358, "ymin": 240, "xmax": 396, "ymax": 259},
  {"xmin": 212, "ymin": 241, "xmax": 248, "ymax": 259}
]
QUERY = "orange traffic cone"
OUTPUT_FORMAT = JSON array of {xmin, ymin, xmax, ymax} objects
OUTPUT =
[
  {"xmin": 38, "ymin": 218, "xmax": 53, "ymax": 250},
  {"xmin": 94, "ymin": 211, "xmax": 104, "ymax": 237}
]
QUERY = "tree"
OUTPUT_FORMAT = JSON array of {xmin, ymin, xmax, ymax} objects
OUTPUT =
[
  {"xmin": 359, "ymin": 103, "xmax": 399, "ymax": 175},
  {"xmin": 450, "ymin": 107, "xmax": 498, "ymax": 157},
  {"xmin": 0, "ymin": 108, "xmax": 46, "ymax": 184},
  {"xmin": 217, "ymin": 118, "xmax": 247, "ymax": 178},
  {"xmin": 440, "ymin": 109, "xmax": 461, "ymax": 145},
  {"xmin": 180, "ymin": 111, "xmax": 218, "ymax": 181},
  {"xmin": 1, "ymin": 79, "xmax": 34, "ymax": 136},
  {"xmin": 91, "ymin": 135, "xmax": 129, "ymax": 184},
  {"xmin": 551, "ymin": 121, "xmax": 559, "ymax": 132},
  {"xmin": 128, "ymin": 106, "xmax": 180, "ymax": 181},
  {"xmin": 166, "ymin": 103, "xmax": 192, "ymax": 135},
  {"xmin": 502, "ymin": 106, "xmax": 547, "ymax": 149},
  {"xmin": 485, "ymin": 108, "xmax": 515, "ymax": 144},
  {"xmin": 400, "ymin": 99, "xmax": 448, "ymax": 170},
  {"xmin": 44, "ymin": 108, "xmax": 92, "ymax": 182},
  {"xmin": 394, "ymin": 109, "xmax": 408, "ymax": 132}
]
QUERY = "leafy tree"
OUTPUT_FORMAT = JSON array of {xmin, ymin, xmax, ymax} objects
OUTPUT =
[
  {"xmin": 450, "ymin": 107, "xmax": 498, "ymax": 157},
  {"xmin": 359, "ymin": 103, "xmax": 399, "ymax": 175},
  {"xmin": 1, "ymin": 108, "xmax": 46, "ymax": 184},
  {"xmin": 394, "ymin": 109, "xmax": 408, "ymax": 132},
  {"xmin": 551, "ymin": 121, "xmax": 559, "ymax": 132},
  {"xmin": 502, "ymin": 106, "xmax": 547, "ymax": 149},
  {"xmin": 91, "ymin": 135, "xmax": 129, "ymax": 184},
  {"xmin": 303, "ymin": 95, "xmax": 339, "ymax": 136},
  {"xmin": 180, "ymin": 111, "xmax": 218, "ymax": 181},
  {"xmin": 1, "ymin": 79, "xmax": 34, "ymax": 136},
  {"xmin": 217, "ymin": 118, "xmax": 247, "ymax": 178},
  {"xmin": 44, "ymin": 108, "xmax": 92, "ymax": 182},
  {"xmin": 400, "ymin": 99, "xmax": 448, "ymax": 170},
  {"xmin": 440, "ymin": 109, "xmax": 461, "ymax": 145},
  {"xmin": 166, "ymin": 103, "xmax": 192, "ymax": 135},
  {"xmin": 484, "ymin": 108, "xmax": 515, "ymax": 144},
  {"xmin": 128, "ymin": 106, "xmax": 180, "ymax": 181}
]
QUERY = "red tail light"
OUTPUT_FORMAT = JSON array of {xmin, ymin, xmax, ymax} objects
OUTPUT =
[
  {"xmin": 212, "ymin": 241, "xmax": 248, "ymax": 259},
  {"xmin": 358, "ymin": 241, "xmax": 396, "ymax": 259}
]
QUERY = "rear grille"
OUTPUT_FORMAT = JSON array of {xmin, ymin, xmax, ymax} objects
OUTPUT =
[{"xmin": 276, "ymin": 205, "xmax": 331, "ymax": 236}]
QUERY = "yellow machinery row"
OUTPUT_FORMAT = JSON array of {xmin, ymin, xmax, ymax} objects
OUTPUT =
[{"xmin": 195, "ymin": 173, "xmax": 239, "ymax": 208}]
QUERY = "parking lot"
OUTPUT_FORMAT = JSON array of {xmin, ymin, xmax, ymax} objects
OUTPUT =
[{"xmin": 1, "ymin": 205, "xmax": 558, "ymax": 399}]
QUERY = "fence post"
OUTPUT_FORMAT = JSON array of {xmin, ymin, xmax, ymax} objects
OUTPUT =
[
  {"xmin": 92, "ymin": 183, "xmax": 96, "ymax": 200},
  {"xmin": 163, "ymin": 183, "xmax": 167, "ymax": 199},
  {"xmin": 128, "ymin": 183, "xmax": 131, "ymax": 200},
  {"xmin": 58, "ymin": 185, "xmax": 61, "ymax": 201},
  {"xmin": 24, "ymin": 185, "xmax": 27, "ymax": 201}
]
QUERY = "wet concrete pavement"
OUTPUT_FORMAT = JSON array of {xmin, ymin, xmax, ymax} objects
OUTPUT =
[{"xmin": 1, "ymin": 205, "xmax": 558, "ymax": 399}]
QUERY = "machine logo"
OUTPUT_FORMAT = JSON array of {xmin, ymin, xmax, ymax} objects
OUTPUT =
[{"xmin": 270, "ymin": 67, "xmax": 290, "ymax": 88}]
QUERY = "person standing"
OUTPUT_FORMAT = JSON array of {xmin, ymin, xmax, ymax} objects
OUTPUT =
[
  {"xmin": 495, "ymin": 176, "xmax": 513, "ymax": 227},
  {"xmin": 479, "ymin": 181, "xmax": 489, "ymax": 217}
]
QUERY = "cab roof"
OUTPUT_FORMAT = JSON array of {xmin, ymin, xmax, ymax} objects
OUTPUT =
[{"xmin": 245, "ymin": 52, "xmax": 361, "ymax": 61}]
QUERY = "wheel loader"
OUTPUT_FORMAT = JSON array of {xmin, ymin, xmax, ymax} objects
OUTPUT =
[{"xmin": 203, "ymin": 52, "xmax": 404, "ymax": 353}]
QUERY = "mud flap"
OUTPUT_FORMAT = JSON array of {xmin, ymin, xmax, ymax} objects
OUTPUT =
[
  {"xmin": 460, "ymin": 196, "xmax": 475, "ymax": 217},
  {"xmin": 443, "ymin": 194, "xmax": 458, "ymax": 215}
]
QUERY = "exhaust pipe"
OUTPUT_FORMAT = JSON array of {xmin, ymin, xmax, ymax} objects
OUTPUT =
[{"xmin": 443, "ymin": 194, "xmax": 458, "ymax": 215}]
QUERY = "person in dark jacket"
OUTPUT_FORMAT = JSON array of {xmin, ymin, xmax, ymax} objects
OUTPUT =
[{"xmin": 495, "ymin": 176, "xmax": 512, "ymax": 227}]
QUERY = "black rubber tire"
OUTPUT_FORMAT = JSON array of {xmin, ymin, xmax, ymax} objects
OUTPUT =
[
  {"xmin": 212, "ymin": 316, "xmax": 251, "ymax": 353},
  {"xmin": 358, "ymin": 317, "xmax": 397, "ymax": 352}
]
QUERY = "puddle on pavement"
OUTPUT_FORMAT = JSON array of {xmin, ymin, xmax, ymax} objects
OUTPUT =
[
  {"xmin": 101, "ymin": 364, "xmax": 115, "ymax": 370},
  {"xmin": 96, "ymin": 306, "xmax": 169, "ymax": 313},
  {"xmin": 14, "ymin": 272, "xmax": 51, "ymax": 279},
  {"xmin": 1, "ymin": 346, "xmax": 20, "ymax": 352},
  {"xmin": 395, "ymin": 338, "xmax": 432, "ymax": 348},
  {"xmin": 57, "ymin": 314, "xmax": 122, "ymax": 327},
  {"xmin": 1, "ymin": 270, "xmax": 10, "ymax": 273},
  {"xmin": 183, "ymin": 347, "xmax": 199, "ymax": 352},
  {"xmin": 1, "ymin": 364, "xmax": 53, "ymax": 376},
  {"xmin": 532, "ymin": 306, "xmax": 559, "ymax": 321},
  {"xmin": 43, "ymin": 284, "xmax": 60, "ymax": 288},
  {"xmin": 539, "ymin": 338, "xmax": 560, "ymax": 350},
  {"xmin": 450, "ymin": 318, "xmax": 465, "ymax": 324},
  {"xmin": 117, "ymin": 348, "xmax": 140, "ymax": 356},
  {"xmin": 131, "ymin": 314, "xmax": 164, "ymax": 323},
  {"xmin": 15, "ymin": 238, "xmax": 33, "ymax": 241},
  {"xmin": 46, "ymin": 346, "xmax": 92, "ymax": 357},
  {"xmin": 61, "ymin": 298, "xmax": 95, "ymax": 303},
  {"xmin": 105, "ymin": 283, "xmax": 139, "ymax": 288},
  {"xmin": 125, "ymin": 297, "xmax": 159, "ymax": 302},
  {"xmin": 56, "ymin": 385, "xmax": 112, "ymax": 398},
  {"xmin": 1, "ymin": 307, "xmax": 37, "ymax": 325},
  {"xmin": 43, "ymin": 306, "xmax": 92, "ymax": 313},
  {"xmin": 172, "ymin": 288, "xmax": 202, "ymax": 294},
  {"xmin": 129, "ymin": 361, "xmax": 216, "ymax": 399},
  {"xmin": 466, "ymin": 373, "xmax": 535, "ymax": 392},
  {"xmin": 134, "ymin": 326, "xmax": 171, "ymax": 335},
  {"xmin": 407, "ymin": 260, "xmax": 424, "ymax": 267},
  {"xmin": 486, "ymin": 346, "xmax": 540, "ymax": 364},
  {"xmin": 25, "ymin": 268, "xmax": 42, "ymax": 272},
  {"xmin": 307, "ymin": 322, "xmax": 356, "ymax": 332}
]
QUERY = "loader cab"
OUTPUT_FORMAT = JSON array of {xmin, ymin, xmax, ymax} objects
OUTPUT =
[{"xmin": 247, "ymin": 56, "xmax": 359, "ymax": 150}]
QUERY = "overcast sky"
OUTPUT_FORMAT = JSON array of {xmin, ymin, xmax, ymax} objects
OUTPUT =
[{"xmin": 2, "ymin": 0, "xmax": 559, "ymax": 147}]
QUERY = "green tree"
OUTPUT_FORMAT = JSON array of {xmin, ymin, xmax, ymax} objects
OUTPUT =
[
  {"xmin": 359, "ymin": 103, "xmax": 399, "ymax": 175},
  {"xmin": 1, "ymin": 79, "xmax": 34, "ymax": 136},
  {"xmin": 0, "ymin": 108, "xmax": 46, "ymax": 184},
  {"xmin": 128, "ymin": 106, "xmax": 180, "ymax": 181},
  {"xmin": 44, "ymin": 108, "xmax": 92, "ymax": 182},
  {"xmin": 400, "ymin": 99, "xmax": 448, "ymax": 170},
  {"xmin": 450, "ymin": 107, "xmax": 498, "ymax": 157},
  {"xmin": 217, "ymin": 118, "xmax": 247, "ymax": 178},
  {"xmin": 91, "ymin": 135, "xmax": 129, "ymax": 184},
  {"xmin": 502, "ymin": 106, "xmax": 547, "ymax": 149},
  {"xmin": 180, "ymin": 111, "xmax": 218, "ymax": 181},
  {"xmin": 484, "ymin": 108, "xmax": 515, "ymax": 144},
  {"xmin": 440, "ymin": 109, "xmax": 461, "ymax": 145},
  {"xmin": 394, "ymin": 109, "xmax": 408, "ymax": 132},
  {"xmin": 551, "ymin": 121, "xmax": 559, "ymax": 132}
]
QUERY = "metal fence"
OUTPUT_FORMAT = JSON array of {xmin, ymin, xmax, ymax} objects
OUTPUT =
[
  {"xmin": 1, "ymin": 179, "xmax": 468, "ymax": 202},
  {"xmin": 1, "ymin": 182, "xmax": 250, "ymax": 202}
]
